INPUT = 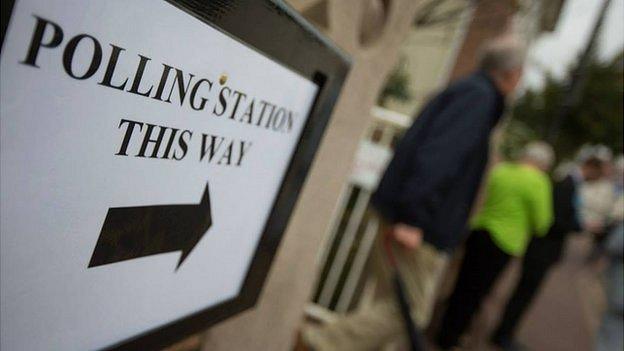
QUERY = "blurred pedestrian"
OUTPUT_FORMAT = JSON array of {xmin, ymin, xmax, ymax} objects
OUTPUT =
[
  {"xmin": 435, "ymin": 142, "xmax": 554, "ymax": 350},
  {"xmin": 301, "ymin": 36, "xmax": 526, "ymax": 351},
  {"xmin": 490, "ymin": 154, "xmax": 605, "ymax": 351},
  {"xmin": 578, "ymin": 145, "xmax": 617, "ymax": 261}
]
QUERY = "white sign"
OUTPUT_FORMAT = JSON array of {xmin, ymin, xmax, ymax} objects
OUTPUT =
[{"xmin": 0, "ymin": 0, "xmax": 319, "ymax": 350}]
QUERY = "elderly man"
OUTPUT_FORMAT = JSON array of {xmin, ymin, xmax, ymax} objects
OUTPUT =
[
  {"xmin": 301, "ymin": 36, "xmax": 526, "ymax": 351},
  {"xmin": 436, "ymin": 142, "xmax": 555, "ymax": 350}
]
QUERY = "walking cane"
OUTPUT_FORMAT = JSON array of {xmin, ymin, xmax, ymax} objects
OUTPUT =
[{"xmin": 384, "ymin": 229, "xmax": 427, "ymax": 351}]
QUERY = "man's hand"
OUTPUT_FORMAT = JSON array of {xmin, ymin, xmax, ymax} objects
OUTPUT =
[{"xmin": 390, "ymin": 223, "xmax": 423, "ymax": 250}]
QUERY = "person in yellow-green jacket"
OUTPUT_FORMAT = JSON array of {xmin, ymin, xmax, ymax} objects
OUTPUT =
[{"xmin": 436, "ymin": 142, "xmax": 554, "ymax": 350}]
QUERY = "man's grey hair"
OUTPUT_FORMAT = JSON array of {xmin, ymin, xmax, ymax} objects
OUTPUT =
[
  {"xmin": 478, "ymin": 36, "xmax": 527, "ymax": 73},
  {"xmin": 522, "ymin": 141, "xmax": 555, "ymax": 170}
]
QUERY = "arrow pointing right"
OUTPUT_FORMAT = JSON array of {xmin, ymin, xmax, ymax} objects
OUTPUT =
[{"xmin": 88, "ymin": 182, "xmax": 212, "ymax": 270}]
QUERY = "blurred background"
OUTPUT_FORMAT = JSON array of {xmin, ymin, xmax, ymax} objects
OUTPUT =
[{"xmin": 169, "ymin": 1, "xmax": 623, "ymax": 350}]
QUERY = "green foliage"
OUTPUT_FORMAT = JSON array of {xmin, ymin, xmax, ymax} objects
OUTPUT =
[
  {"xmin": 503, "ymin": 52, "xmax": 623, "ymax": 161},
  {"xmin": 378, "ymin": 57, "xmax": 412, "ymax": 106}
]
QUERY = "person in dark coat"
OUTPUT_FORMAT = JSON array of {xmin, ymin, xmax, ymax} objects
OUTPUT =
[
  {"xmin": 301, "ymin": 36, "xmax": 526, "ymax": 351},
  {"xmin": 490, "ymin": 156, "xmax": 604, "ymax": 350}
]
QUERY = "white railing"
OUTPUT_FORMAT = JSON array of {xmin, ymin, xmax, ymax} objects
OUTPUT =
[{"xmin": 307, "ymin": 106, "xmax": 410, "ymax": 318}]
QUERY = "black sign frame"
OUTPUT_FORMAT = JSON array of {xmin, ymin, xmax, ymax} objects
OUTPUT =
[{"xmin": 0, "ymin": 0, "xmax": 350, "ymax": 350}]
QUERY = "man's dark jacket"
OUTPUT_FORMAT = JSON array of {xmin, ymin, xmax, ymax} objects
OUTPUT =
[
  {"xmin": 371, "ymin": 71, "xmax": 504, "ymax": 252},
  {"xmin": 548, "ymin": 175, "xmax": 582, "ymax": 238},
  {"xmin": 528, "ymin": 174, "xmax": 582, "ymax": 263}
]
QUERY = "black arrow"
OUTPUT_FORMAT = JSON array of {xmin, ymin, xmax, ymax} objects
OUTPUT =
[{"xmin": 88, "ymin": 182, "xmax": 212, "ymax": 270}]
